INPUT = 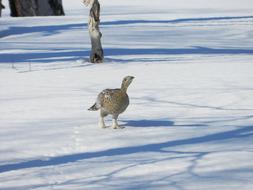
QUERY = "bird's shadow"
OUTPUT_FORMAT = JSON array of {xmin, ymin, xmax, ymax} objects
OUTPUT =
[
  {"xmin": 121, "ymin": 119, "xmax": 174, "ymax": 128},
  {"xmin": 121, "ymin": 119, "xmax": 208, "ymax": 128}
]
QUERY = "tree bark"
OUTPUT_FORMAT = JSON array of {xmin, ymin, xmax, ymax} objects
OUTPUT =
[
  {"xmin": 88, "ymin": 0, "xmax": 104, "ymax": 63},
  {"xmin": 9, "ymin": 0, "xmax": 64, "ymax": 17},
  {"xmin": 9, "ymin": 0, "xmax": 38, "ymax": 17},
  {"xmin": 48, "ymin": 0, "xmax": 64, "ymax": 16},
  {"xmin": 0, "ymin": 0, "xmax": 5, "ymax": 17}
]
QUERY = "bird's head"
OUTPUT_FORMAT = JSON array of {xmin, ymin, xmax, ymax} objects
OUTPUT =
[{"xmin": 121, "ymin": 76, "xmax": 134, "ymax": 91}]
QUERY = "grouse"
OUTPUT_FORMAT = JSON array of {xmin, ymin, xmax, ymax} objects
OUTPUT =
[{"xmin": 88, "ymin": 76, "xmax": 134, "ymax": 129}]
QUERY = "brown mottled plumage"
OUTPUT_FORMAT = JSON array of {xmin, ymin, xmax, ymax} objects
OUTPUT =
[{"xmin": 88, "ymin": 76, "xmax": 134, "ymax": 129}]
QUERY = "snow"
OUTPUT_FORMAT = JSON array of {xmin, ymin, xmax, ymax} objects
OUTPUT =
[{"xmin": 1, "ymin": 0, "xmax": 253, "ymax": 189}]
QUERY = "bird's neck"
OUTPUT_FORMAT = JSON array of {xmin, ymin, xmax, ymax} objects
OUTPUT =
[{"xmin": 121, "ymin": 84, "xmax": 128, "ymax": 93}]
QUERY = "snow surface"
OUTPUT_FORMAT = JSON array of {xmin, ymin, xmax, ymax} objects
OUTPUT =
[{"xmin": 1, "ymin": 0, "xmax": 253, "ymax": 190}]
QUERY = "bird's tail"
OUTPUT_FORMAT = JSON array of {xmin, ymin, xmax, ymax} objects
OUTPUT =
[{"xmin": 88, "ymin": 103, "xmax": 99, "ymax": 111}]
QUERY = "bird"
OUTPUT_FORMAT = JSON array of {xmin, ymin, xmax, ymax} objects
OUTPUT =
[{"xmin": 88, "ymin": 76, "xmax": 134, "ymax": 129}]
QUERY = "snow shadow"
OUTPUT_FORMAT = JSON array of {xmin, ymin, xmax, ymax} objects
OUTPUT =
[
  {"xmin": 1, "ymin": 125, "xmax": 252, "ymax": 173},
  {"xmin": 104, "ymin": 47, "xmax": 253, "ymax": 57},
  {"xmin": 0, "ymin": 23, "xmax": 85, "ymax": 38},
  {"xmin": 0, "ymin": 50, "xmax": 89, "ymax": 63},
  {"xmin": 122, "ymin": 119, "xmax": 174, "ymax": 128},
  {"xmin": 121, "ymin": 119, "xmax": 208, "ymax": 128},
  {"xmin": 1, "ymin": 15, "xmax": 253, "ymax": 64},
  {"xmin": 102, "ymin": 15, "xmax": 253, "ymax": 25},
  {"xmin": 1, "ymin": 47, "xmax": 253, "ymax": 64},
  {"xmin": 1, "ymin": 15, "xmax": 252, "ymax": 39}
]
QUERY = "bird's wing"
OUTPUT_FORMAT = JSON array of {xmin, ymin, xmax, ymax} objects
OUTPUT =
[{"xmin": 98, "ymin": 89, "xmax": 121, "ymax": 106}]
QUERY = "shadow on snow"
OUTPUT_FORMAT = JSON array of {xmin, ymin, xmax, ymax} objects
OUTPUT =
[
  {"xmin": 122, "ymin": 119, "xmax": 209, "ymax": 128},
  {"xmin": 122, "ymin": 119, "xmax": 174, "ymax": 127},
  {"xmin": 1, "ymin": 125, "xmax": 253, "ymax": 173},
  {"xmin": 1, "ymin": 15, "xmax": 253, "ymax": 64},
  {"xmin": 0, "ymin": 15, "xmax": 252, "ymax": 38},
  {"xmin": 102, "ymin": 15, "xmax": 253, "ymax": 25},
  {"xmin": 1, "ymin": 47, "xmax": 253, "ymax": 64}
]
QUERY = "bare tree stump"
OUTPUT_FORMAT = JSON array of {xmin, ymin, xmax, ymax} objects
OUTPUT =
[{"xmin": 86, "ymin": 0, "xmax": 104, "ymax": 63}]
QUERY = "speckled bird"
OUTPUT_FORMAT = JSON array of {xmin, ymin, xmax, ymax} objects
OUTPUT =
[{"xmin": 88, "ymin": 76, "xmax": 134, "ymax": 129}]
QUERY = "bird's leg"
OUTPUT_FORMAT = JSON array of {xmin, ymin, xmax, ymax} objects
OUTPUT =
[
  {"xmin": 112, "ymin": 115, "xmax": 123, "ymax": 129},
  {"xmin": 99, "ymin": 110, "xmax": 108, "ymax": 128},
  {"xmin": 112, "ymin": 118, "xmax": 119, "ymax": 129},
  {"xmin": 99, "ymin": 116, "xmax": 106, "ymax": 128}
]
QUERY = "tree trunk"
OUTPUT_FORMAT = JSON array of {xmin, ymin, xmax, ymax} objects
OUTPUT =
[
  {"xmin": 9, "ymin": 0, "xmax": 64, "ymax": 17},
  {"xmin": 48, "ymin": 0, "xmax": 64, "ymax": 16},
  {"xmin": 9, "ymin": 0, "xmax": 38, "ymax": 17},
  {"xmin": 88, "ymin": 0, "xmax": 104, "ymax": 63},
  {"xmin": 0, "ymin": 0, "xmax": 5, "ymax": 17}
]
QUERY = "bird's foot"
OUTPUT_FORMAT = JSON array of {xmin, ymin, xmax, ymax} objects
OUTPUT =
[
  {"xmin": 112, "ymin": 125, "xmax": 125, "ymax": 129},
  {"xmin": 99, "ymin": 122, "xmax": 107, "ymax": 129}
]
